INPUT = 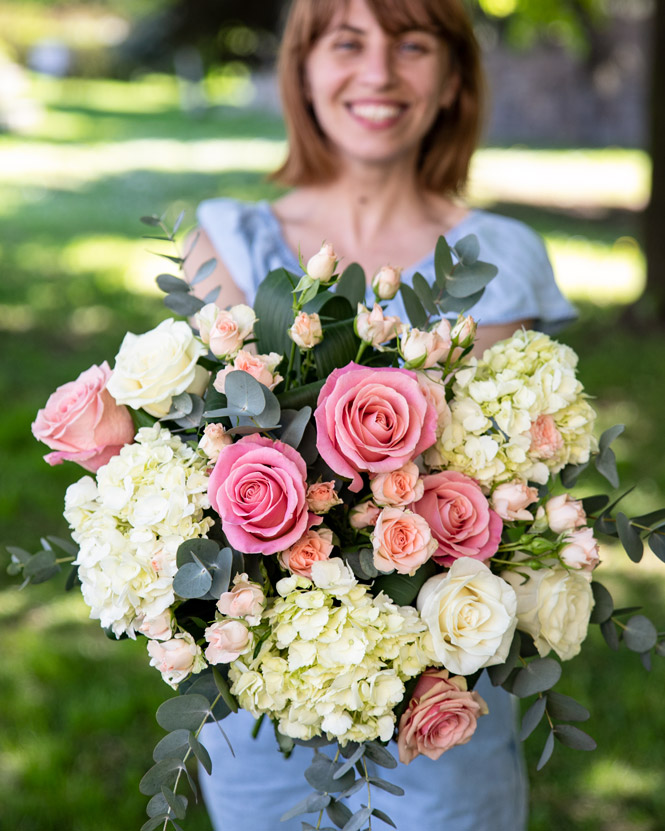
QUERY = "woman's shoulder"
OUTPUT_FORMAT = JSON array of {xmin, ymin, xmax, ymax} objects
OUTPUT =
[
  {"xmin": 196, "ymin": 197, "xmax": 273, "ymax": 235},
  {"xmin": 460, "ymin": 209, "xmax": 549, "ymax": 259}
]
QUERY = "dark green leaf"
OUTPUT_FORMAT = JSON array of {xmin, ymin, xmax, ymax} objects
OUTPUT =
[
  {"xmin": 141, "ymin": 215, "xmax": 162, "ymax": 227},
  {"xmin": 363, "ymin": 742, "xmax": 397, "ymax": 769},
  {"xmin": 359, "ymin": 549, "xmax": 379, "ymax": 578},
  {"xmin": 157, "ymin": 274, "xmax": 189, "ymax": 294},
  {"xmin": 616, "ymin": 513, "xmax": 643, "ymax": 563},
  {"xmin": 342, "ymin": 806, "xmax": 372, "ymax": 831},
  {"xmin": 536, "ymin": 730, "xmax": 555, "ymax": 771},
  {"xmin": 649, "ymin": 532, "xmax": 665, "ymax": 563},
  {"xmin": 191, "ymin": 258, "xmax": 217, "ymax": 286},
  {"xmin": 335, "ymin": 263, "xmax": 366, "ymax": 309},
  {"xmin": 164, "ymin": 292, "xmax": 205, "ymax": 317},
  {"xmin": 399, "ymin": 284, "xmax": 428, "ymax": 328},
  {"xmin": 139, "ymin": 759, "xmax": 182, "ymax": 795},
  {"xmin": 554, "ymin": 724, "xmax": 596, "ymax": 751},
  {"xmin": 446, "ymin": 261, "xmax": 497, "ymax": 298},
  {"xmin": 173, "ymin": 561, "xmax": 212, "ymax": 599},
  {"xmin": 488, "ymin": 630, "xmax": 521, "ymax": 687},
  {"xmin": 188, "ymin": 732, "xmax": 212, "ymax": 775},
  {"xmin": 313, "ymin": 318, "xmax": 360, "ymax": 379},
  {"xmin": 623, "ymin": 615, "xmax": 658, "ymax": 653},
  {"xmin": 412, "ymin": 272, "xmax": 438, "ymax": 315},
  {"xmin": 600, "ymin": 618, "xmax": 619, "ymax": 651},
  {"xmin": 512, "ymin": 657, "xmax": 562, "ymax": 698},
  {"xmin": 433, "ymin": 236, "xmax": 454, "ymax": 287},
  {"xmin": 368, "ymin": 776, "xmax": 404, "ymax": 796},
  {"xmin": 212, "ymin": 666, "xmax": 239, "ymax": 713},
  {"xmin": 372, "ymin": 560, "xmax": 437, "ymax": 606},
  {"xmin": 65, "ymin": 565, "xmax": 80, "ymax": 591},
  {"xmin": 281, "ymin": 793, "xmax": 331, "ymax": 822},
  {"xmin": 560, "ymin": 461, "xmax": 590, "ymax": 489},
  {"xmin": 590, "ymin": 581, "xmax": 614, "ymax": 624},
  {"xmin": 161, "ymin": 785, "xmax": 187, "ymax": 820},
  {"xmin": 519, "ymin": 695, "xmax": 547, "ymax": 741},
  {"xmin": 453, "ymin": 233, "xmax": 480, "ymax": 265},
  {"xmin": 632, "ymin": 508, "xmax": 665, "ymax": 527},
  {"xmin": 278, "ymin": 380, "xmax": 326, "ymax": 412},
  {"xmin": 153, "ymin": 729, "xmax": 190, "ymax": 762},
  {"xmin": 372, "ymin": 808, "xmax": 397, "ymax": 828},
  {"xmin": 581, "ymin": 495, "xmax": 610, "ymax": 515},
  {"xmin": 326, "ymin": 799, "xmax": 354, "ymax": 829},
  {"xmin": 546, "ymin": 692, "xmax": 590, "ymax": 722},
  {"xmin": 255, "ymin": 268, "xmax": 300, "ymax": 358},
  {"xmin": 156, "ymin": 694, "xmax": 211, "ymax": 732}
]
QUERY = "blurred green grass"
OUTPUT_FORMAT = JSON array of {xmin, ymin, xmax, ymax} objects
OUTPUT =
[{"xmin": 1, "ymin": 73, "xmax": 664, "ymax": 831}]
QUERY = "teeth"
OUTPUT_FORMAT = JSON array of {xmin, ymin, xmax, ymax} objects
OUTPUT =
[{"xmin": 350, "ymin": 103, "xmax": 402, "ymax": 122}]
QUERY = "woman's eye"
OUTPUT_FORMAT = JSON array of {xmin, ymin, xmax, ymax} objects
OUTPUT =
[
  {"xmin": 398, "ymin": 40, "xmax": 428, "ymax": 56},
  {"xmin": 332, "ymin": 39, "xmax": 362, "ymax": 53}
]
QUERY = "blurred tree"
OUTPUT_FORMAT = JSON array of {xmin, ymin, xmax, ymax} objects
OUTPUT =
[{"xmin": 471, "ymin": 0, "xmax": 663, "ymax": 323}]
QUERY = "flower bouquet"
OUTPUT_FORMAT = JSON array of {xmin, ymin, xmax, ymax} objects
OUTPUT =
[{"xmin": 9, "ymin": 214, "xmax": 665, "ymax": 831}]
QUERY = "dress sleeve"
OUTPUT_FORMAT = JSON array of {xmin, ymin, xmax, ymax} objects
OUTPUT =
[
  {"xmin": 458, "ymin": 213, "xmax": 577, "ymax": 334},
  {"xmin": 196, "ymin": 198, "xmax": 263, "ymax": 306}
]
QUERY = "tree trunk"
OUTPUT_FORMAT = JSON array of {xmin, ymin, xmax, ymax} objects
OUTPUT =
[{"xmin": 643, "ymin": 0, "xmax": 665, "ymax": 322}]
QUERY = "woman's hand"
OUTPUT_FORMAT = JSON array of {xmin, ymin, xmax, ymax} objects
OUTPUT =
[{"xmin": 183, "ymin": 228, "xmax": 248, "ymax": 307}]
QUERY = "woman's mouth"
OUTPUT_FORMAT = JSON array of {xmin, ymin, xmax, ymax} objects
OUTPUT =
[{"xmin": 346, "ymin": 102, "xmax": 406, "ymax": 128}]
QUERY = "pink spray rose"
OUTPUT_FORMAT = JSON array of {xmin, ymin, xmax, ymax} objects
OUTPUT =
[
  {"xmin": 208, "ymin": 434, "xmax": 320, "ymax": 554},
  {"xmin": 217, "ymin": 573, "xmax": 265, "ymax": 624},
  {"xmin": 397, "ymin": 669, "xmax": 488, "ymax": 765},
  {"xmin": 314, "ymin": 364, "xmax": 437, "ymax": 492},
  {"xmin": 530, "ymin": 414, "xmax": 564, "ymax": 460},
  {"xmin": 560, "ymin": 527, "xmax": 600, "ymax": 571},
  {"xmin": 371, "ymin": 507, "xmax": 437, "ymax": 575},
  {"xmin": 32, "ymin": 362, "xmax": 135, "ymax": 472},
  {"xmin": 545, "ymin": 494, "xmax": 587, "ymax": 534},
  {"xmin": 204, "ymin": 620, "xmax": 251, "ymax": 664},
  {"xmin": 414, "ymin": 471, "xmax": 502, "ymax": 566},
  {"xmin": 490, "ymin": 480, "xmax": 539, "ymax": 521},
  {"xmin": 279, "ymin": 528, "xmax": 335, "ymax": 579},
  {"xmin": 349, "ymin": 500, "xmax": 381, "ymax": 529},
  {"xmin": 306, "ymin": 481, "xmax": 343, "ymax": 514},
  {"xmin": 370, "ymin": 462, "xmax": 424, "ymax": 507},
  {"xmin": 213, "ymin": 350, "xmax": 283, "ymax": 394}
]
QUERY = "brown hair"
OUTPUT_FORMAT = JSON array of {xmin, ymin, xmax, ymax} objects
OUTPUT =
[{"xmin": 272, "ymin": 0, "xmax": 484, "ymax": 194}]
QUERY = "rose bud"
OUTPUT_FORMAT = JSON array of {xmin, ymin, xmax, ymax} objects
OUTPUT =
[
  {"xmin": 371, "ymin": 265, "xmax": 402, "ymax": 301},
  {"xmin": 355, "ymin": 303, "xmax": 401, "ymax": 347},
  {"xmin": 306, "ymin": 242, "xmax": 337, "ymax": 283},
  {"xmin": 289, "ymin": 312, "xmax": 323, "ymax": 349}
]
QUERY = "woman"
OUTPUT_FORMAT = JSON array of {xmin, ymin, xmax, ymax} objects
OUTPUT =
[{"xmin": 186, "ymin": 1, "xmax": 575, "ymax": 828}]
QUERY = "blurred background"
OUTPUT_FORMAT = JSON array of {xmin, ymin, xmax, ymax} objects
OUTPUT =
[{"xmin": 1, "ymin": 0, "xmax": 664, "ymax": 829}]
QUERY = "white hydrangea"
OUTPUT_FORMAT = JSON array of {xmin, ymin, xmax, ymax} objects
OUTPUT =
[
  {"xmin": 228, "ymin": 558, "xmax": 431, "ymax": 745},
  {"xmin": 65, "ymin": 425, "xmax": 214, "ymax": 637},
  {"xmin": 434, "ymin": 330, "xmax": 597, "ymax": 488}
]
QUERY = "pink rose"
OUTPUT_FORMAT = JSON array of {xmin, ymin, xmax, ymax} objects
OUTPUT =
[
  {"xmin": 354, "ymin": 303, "xmax": 401, "ymax": 347},
  {"xmin": 314, "ymin": 364, "xmax": 437, "ymax": 493},
  {"xmin": 213, "ymin": 350, "xmax": 283, "ymax": 394},
  {"xmin": 217, "ymin": 573, "xmax": 265, "ymax": 624},
  {"xmin": 370, "ymin": 462, "xmax": 424, "ymax": 507},
  {"xmin": 416, "ymin": 372, "xmax": 451, "ymax": 436},
  {"xmin": 204, "ymin": 620, "xmax": 251, "ymax": 664},
  {"xmin": 399, "ymin": 328, "xmax": 450, "ymax": 370},
  {"xmin": 530, "ymin": 415, "xmax": 564, "ymax": 460},
  {"xmin": 349, "ymin": 500, "xmax": 381, "ymax": 529},
  {"xmin": 491, "ymin": 480, "xmax": 539, "ymax": 521},
  {"xmin": 198, "ymin": 304, "xmax": 256, "ymax": 359},
  {"xmin": 414, "ymin": 471, "xmax": 502, "ymax": 566},
  {"xmin": 289, "ymin": 312, "xmax": 323, "ymax": 349},
  {"xmin": 371, "ymin": 265, "xmax": 402, "ymax": 301},
  {"xmin": 371, "ymin": 507, "xmax": 437, "ymax": 575},
  {"xmin": 306, "ymin": 481, "xmax": 343, "ymax": 514},
  {"xmin": 279, "ymin": 528, "xmax": 334, "ymax": 578},
  {"xmin": 32, "ymin": 362, "xmax": 135, "ymax": 472},
  {"xmin": 208, "ymin": 434, "xmax": 320, "ymax": 554},
  {"xmin": 560, "ymin": 527, "xmax": 600, "ymax": 571},
  {"xmin": 306, "ymin": 242, "xmax": 337, "ymax": 283},
  {"xmin": 138, "ymin": 611, "xmax": 174, "ymax": 641},
  {"xmin": 545, "ymin": 494, "xmax": 587, "ymax": 534},
  {"xmin": 397, "ymin": 669, "xmax": 488, "ymax": 765},
  {"xmin": 147, "ymin": 633, "xmax": 204, "ymax": 688},
  {"xmin": 198, "ymin": 422, "xmax": 233, "ymax": 462}
]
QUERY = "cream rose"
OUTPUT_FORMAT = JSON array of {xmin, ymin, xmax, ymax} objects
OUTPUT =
[
  {"xmin": 371, "ymin": 265, "xmax": 401, "ymax": 301},
  {"xmin": 200, "ymin": 304, "xmax": 256, "ymax": 359},
  {"xmin": 107, "ymin": 319, "xmax": 208, "ymax": 418},
  {"xmin": 217, "ymin": 573, "xmax": 265, "ymax": 625},
  {"xmin": 355, "ymin": 303, "xmax": 401, "ymax": 347},
  {"xmin": 417, "ymin": 558, "xmax": 517, "ymax": 675},
  {"xmin": 147, "ymin": 632, "xmax": 205, "ymax": 688},
  {"xmin": 289, "ymin": 312, "xmax": 323, "ymax": 349},
  {"xmin": 205, "ymin": 619, "xmax": 252, "ymax": 664},
  {"xmin": 491, "ymin": 480, "xmax": 539, "ymax": 521},
  {"xmin": 559, "ymin": 527, "xmax": 600, "ymax": 571},
  {"xmin": 198, "ymin": 422, "xmax": 233, "ymax": 462},
  {"xmin": 545, "ymin": 494, "xmax": 587, "ymax": 534},
  {"xmin": 502, "ymin": 563, "xmax": 594, "ymax": 660},
  {"xmin": 306, "ymin": 242, "xmax": 337, "ymax": 283}
]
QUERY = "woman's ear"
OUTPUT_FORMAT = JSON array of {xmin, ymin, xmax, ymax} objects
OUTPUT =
[{"xmin": 439, "ymin": 71, "xmax": 461, "ymax": 110}]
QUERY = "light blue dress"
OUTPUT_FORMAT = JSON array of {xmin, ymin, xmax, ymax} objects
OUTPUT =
[{"xmin": 195, "ymin": 198, "xmax": 576, "ymax": 831}]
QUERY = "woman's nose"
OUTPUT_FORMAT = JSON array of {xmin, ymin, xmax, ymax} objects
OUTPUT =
[{"xmin": 358, "ymin": 43, "xmax": 396, "ymax": 88}]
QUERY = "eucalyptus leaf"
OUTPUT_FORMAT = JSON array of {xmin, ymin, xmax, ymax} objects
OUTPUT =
[
  {"xmin": 208, "ymin": 547, "xmax": 233, "ymax": 599},
  {"xmin": 153, "ymin": 729, "xmax": 190, "ymax": 762},
  {"xmin": 519, "ymin": 695, "xmax": 547, "ymax": 741},
  {"xmin": 433, "ymin": 236, "xmax": 453, "ymax": 287},
  {"xmin": 437, "ymin": 287, "xmax": 484, "ymax": 315},
  {"xmin": 278, "ymin": 407, "xmax": 313, "ymax": 449},
  {"xmin": 176, "ymin": 538, "xmax": 220, "ymax": 568},
  {"xmin": 511, "ymin": 657, "xmax": 562, "ymax": 698},
  {"xmin": 281, "ymin": 793, "xmax": 331, "ymax": 822},
  {"xmin": 488, "ymin": 630, "xmax": 521, "ymax": 687},
  {"xmin": 326, "ymin": 799, "xmax": 354, "ymax": 829},
  {"xmin": 164, "ymin": 292, "xmax": 204, "ymax": 317},
  {"xmin": 45, "ymin": 535, "xmax": 78, "ymax": 556},
  {"xmin": 141, "ymin": 816, "xmax": 169, "ymax": 831},
  {"xmin": 546, "ymin": 692, "xmax": 590, "ymax": 722},
  {"xmin": 616, "ymin": 512, "xmax": 643, "ymax": 562},
  {"xmin": 368, "ymin": 776, "xmax": 405, "ymax": 796},
  {"xmin": 173, "ymin": 561, "xmax": 212, "ymax": 599},
  {"xmin": 590, "ymin": 581, "xmax": 614, "ymax": 624},
  {"xmin": 139, "ymin": 758, "xmax": 183, "ymax": 795},
  {"xmin": 203, "ymin": 286, "xmax": 220, "ymax": 304},
  {"xmin": 399, "ymin": 283, "xmax": 428, "ymax": 328},
  {"xmin": 224, "ymin": 371, "xmax": 267, "ymax": 417},
  {"xmin": 445, "ymin": 261, "xmax": 497, "ymax": 298},
  {"xmin": 649, "ymin": 532, "xmax": 665, "ymax": 563},
  {"xmin": 656, "ymin": 641, "xmax": 665, "ymax": 658},
  {"xmin": 358, "ymin": 549, "xmax": 379, "ymax": 578},
  {"xmin": 600, "ymin": 618, "xmax": 620, "ymax": 651},
  {"xmin": 335, "ymin": 263, "xmax": 366, "ymax": 309},
  {"xmin": 641, "ymin": 651, "xmax": 652, "ymax": 671},
  {"xmin": 536, "ymin": 730, "xmax": 555, "ymax": 771},
  {"xmin": 453, "ymin": 234, "xmax": 480, "ymax": 265},
  {"xmin": 363, "ymin": 742, "xmax": 397, "ymax": 769},
  {"xmin": 333, "ymin": 744, "xmax": 365, "ymax": 778},
  {"xmin": 305, "ymin": 754, "xmax": 355, "ymax": 793},
  {"xmin": 632, "ymin": 508, "xmax": 665, "ymax": 526},
  {"xmin": 170, "ymin": 392, "xmax": 193, "ymax": 416},
  {"xmin": 173, "ymin": 395, "xmax": 205, "ymax": 430},
  {"xmin": 342, "ymin": 806, "xmax": 372, "ymax": 831},
  {"xmin": 157, "ymin": 274, "xmax": 189, "ymax": 294},
  {"xmin": 623, "ymin": 614, "xmax": 658, "ymax": 653},
  {"xmin": 146, "ymin": 791, "xmax": 188, "ymax": 818},
  {"xmin": 24, "ymin": 551, "xmax": 60, "ymax": 583},
  {"xmin": 371, "ymin": 808, "xmax": 397, "ymax": 828},
  {"xmin": 161, "ymin": 785, "xmax": 187, "ymax": 820},
  {"xmin": 188, "ymin": 732, "xmax": 212, "ymax": 775},
  {"xmin": 180, "ymin": 671, "xmax": 231, "ymax": 723},
  {"xmin": 554, "ymin": 724, "xmax": 597, "ymax": 751},
  {"xmin": 581, "ymin": 495, "xmax": 610, "ymax": 515},
  {"xmin": 412, "ymin": 272, "xmax": 438, "ymax": 315},
  {"xmin": 599, "ymin": 423, "xmax": 625, "ymax": 452},
  {"xmin": 212, "ymin": 666, "xmax": 239, "ymax": 714},
  {"xmin": 594, "ymin": 445, "xmax": 620, "ymax": 489},
  {"xmin": 191, "ymin": 257, "xmax": 217, "ymax": 286},
  {"xmin": 560, "ymin": 461, "xmax": 590, "ymax": 489},
  {"xmin": 141, "ymin": 215, "xmax": 162, "ymax": 226},
  {"xmin": 156, "ymin": 694, "xmax": 211, "ymax": 732}
]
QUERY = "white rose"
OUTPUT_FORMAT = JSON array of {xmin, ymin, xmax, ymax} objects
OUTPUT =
[
  {"xmin": 417, "ymin": 558, "xmax": 517, "ymax": 675},
  {"xmin": 502, "ymin": 563, "xmax": 594, "ymax": 661},
  {"xmin": 107, "ymin": 319, "xmax": 208, "ymax": 418},
  {"xmin": 138, "ymin": 610, "xmax": 174, "ymax": 641},
  {"xmin": 207, "ymin": 304, "xmax": 257, "ymax": 359},
  {"xmin": 198, "ymin": 422, "xmax": 233, "ymax": 462},
  {"xmin": 306, "ymin": 242, "xmax": 337, "ymax": 283},
  {"xmin": 310, "ymin": 557, "xmax": 357, "ymax": 594},
  {"xmin": 371, "ymin": 265, "xmax": 402, "ymax": 301}
]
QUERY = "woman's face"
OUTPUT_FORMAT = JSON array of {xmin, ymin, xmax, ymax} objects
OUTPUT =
[{"xmin": 304, "ymin": 0, "xmax": 458, "ymax": 171}]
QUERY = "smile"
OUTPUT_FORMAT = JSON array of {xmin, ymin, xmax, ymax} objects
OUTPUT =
[{"xmin": 346, "ymin": 102, "xmax": 406, "ymax": 127}]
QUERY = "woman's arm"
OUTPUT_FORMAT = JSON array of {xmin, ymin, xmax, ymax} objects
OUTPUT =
[
  {"xmin": 472, "ymin": 319, "xmax": 534, "ymax": 356},
  {"xmin": 183, "ymin": 228, "xmax": 248, "ymax": 307}
]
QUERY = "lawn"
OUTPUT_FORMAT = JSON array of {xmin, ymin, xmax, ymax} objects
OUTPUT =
[{"xmin": 1, "ymin": 73, "xmax": 664, "ymax": 831}]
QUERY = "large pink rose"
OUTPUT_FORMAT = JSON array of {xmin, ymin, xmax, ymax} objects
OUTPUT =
[
  {"xmin": 314, "ymin": 364, "xmax": 437, "ymax": 492},
  {"xmin": 414, "ymin": 471, "xmax": 502, "ymax": 566},
  {"xmin": 31, "ymin": 362, "xmax": 135, "ymax": 472},
  {"xmin": 208, "ymin": 434, "xmax": 320, "ymax": 554},
  {"xmin": 397, "ymin": 669, "xmax": 488, "ymax": 764}
]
